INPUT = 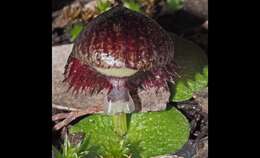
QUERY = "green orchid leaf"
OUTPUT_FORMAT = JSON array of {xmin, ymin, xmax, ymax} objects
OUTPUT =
[
  {"xmin": 127, "ymin": 108, "xmax": 190, "ymax": 157},
  {"xmin": 170, "ymin": 33, "xmax": 208, "ymax": 102},
  {"xmin": 70, "ymin": 114, "xmax": 128, "ymax": 157},
  {"xmin": 70, "ymin": 108, "xmax": 190, "ymax": 158}
]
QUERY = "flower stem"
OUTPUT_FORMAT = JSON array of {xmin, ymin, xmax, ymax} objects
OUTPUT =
[{"xmin": 112, "ymin": 113, "xmax": 128, "ymax": 137}]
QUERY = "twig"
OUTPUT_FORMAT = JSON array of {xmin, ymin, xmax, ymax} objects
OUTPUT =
[{"xmin": 52, "ymin": 106, "xmax": 103, "ymax": 131}]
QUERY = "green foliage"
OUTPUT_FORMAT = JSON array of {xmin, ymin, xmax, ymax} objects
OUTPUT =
[
  {"xmin": 170, "ymin": 33, "xmax": 208, "ymax": 102},
  {"xmin": 96, "ymin": 0, "xmax": 142, "ymax": 13},
  {"xmin": 70, "ymin": 23, "xmax": 84, "ymax": 42},
  {"xmin": 96, "ymin": 0, "xmax": 112, "ymax": 14},
  {"xmin": 123, "ymin": 0, "xmax": 141, "ymax": 13},
  {"xmin": 166, "ymin": 0, "xmax": 184, "ymax": 12},
  {"xmin": 52, "ymin": 135, "xmax": 93, "ymax": 158},
  {"xmin": 69, "ymin": 108, "xmax": 190, "ymax": 158}
]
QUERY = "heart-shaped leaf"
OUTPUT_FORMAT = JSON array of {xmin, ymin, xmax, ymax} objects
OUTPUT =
[
  {"xmin": 170, "ymin": 34, "xmax": 208, "ymax": 102},
  {"xmin": 69, "ymin": 108, "xmax": 190, "ymax": 158}
]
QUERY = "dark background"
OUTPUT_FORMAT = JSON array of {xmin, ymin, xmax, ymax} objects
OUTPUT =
[{"xmin": 0, "ymin": 0, "xmax": 258, "ymax": 157}]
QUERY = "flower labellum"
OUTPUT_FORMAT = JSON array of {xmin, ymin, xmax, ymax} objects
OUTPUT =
[{"xmin": 64, "ymin": 6, "xmax": 177, "ymax": 114}]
